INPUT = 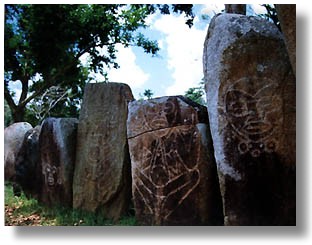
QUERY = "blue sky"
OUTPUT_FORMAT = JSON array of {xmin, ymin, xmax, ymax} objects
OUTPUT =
[
  {"xmin": 86, "ymin": 4, "xmax": 267, "ymax": 100},
  {"xmin": 7, "ymin": 4, "xmax": 267, "ymax": 102}
]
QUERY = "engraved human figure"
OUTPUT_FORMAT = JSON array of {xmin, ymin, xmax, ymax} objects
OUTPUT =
[
  {"xmin": 134, "ymin": 128, "xmax": 200, "ymax": 224},
  {"xmin": 43, "ymin": 164, "xmax": 60, "ymax": 187},
  {"xmin": 133, "ymin": 98, "xmax": 200, "ymax": 224},
  {"xmin": 224, "ymin": 77, "xmax": 282, "ymax": 157}
]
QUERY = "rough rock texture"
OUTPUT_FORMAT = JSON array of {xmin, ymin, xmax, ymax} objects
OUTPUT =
[
  {"xmin": 127, "ymin": 96, "xmax": 223, "ymax": 225},
  {"xmin": 275, "ymin": 4, "xmax": 296, "ymax": 75},
  {"xmin": 73, "ymin": 83, "xmax": 133, "ymax": 221},
  {"xmin": 203, "ymin": 14, "xmax": 296, "ymax": 225},
  {"xmin": 39, "ymin": 118, "xmax": 78, "ymax": 207},
  {"xmin": 15, "ymin": 126, "xmax": 41, "ymax": 199},
  {"xmin": 4, "ymin": 122, "xmax": 33, "ymax": 182}
]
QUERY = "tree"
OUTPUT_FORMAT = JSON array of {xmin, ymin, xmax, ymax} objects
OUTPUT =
[
  {"xmin": 143, "ymin": 89, "xmax": 154, "ymax": 99},
  {"xmin": 260, "ymin": 4, "xmax": 281, "ymax": 31},
  {"xmin": 4, "ymin": 4, "xmax": 195, "ymax": 123},
  {"xmin": 184, "ymin": 84, "xmax": 205, "ymax": 106},
  {"xmin": 4, "ymin": 99, "xmax": 13, "ymax": 127}
]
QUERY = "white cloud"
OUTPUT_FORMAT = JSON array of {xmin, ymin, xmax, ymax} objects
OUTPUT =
[
  {"xmin": 107, "ymin": 44, "xmax": 150, "ymax": 89},
  {"xmin": 153, "ymin": 14, "xmax": 208, "ymax": 96},
  {"xmin": 82, "ymin": 44, "xmax": 150, "ymax": 90},
  {"xmin": 250, "ymin": 4, "xmax": 267, "ymax": 15},
  {"xmin": 201, "ymin": 3, "xmax": 224, "ymax": 16},
  {"xmin": 8, "ymin": 81, "xmax": 22, "ymax": 104}
]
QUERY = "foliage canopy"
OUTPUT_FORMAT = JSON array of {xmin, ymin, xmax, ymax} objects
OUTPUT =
[{"xmin": 4, "ymin": 4, "xmax": 194, "ymax": 125}]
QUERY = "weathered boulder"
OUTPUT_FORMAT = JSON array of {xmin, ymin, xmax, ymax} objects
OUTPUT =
[
  {"xmin": 73, "ymin": 82, "xmax": 133, "ymax": 221},
  {"xmin": 39, "ymin": 118, "xmax": 78, "ymax": 207},
  {"xmin": 4, "ymin": 122, "xmax": 33, "ymax": 182},
  {"xmin": 127, "ymin": 96, "xmax": 223, "ymax": 225},
  {"xmin": 203, "ymin": 14, "xmax": 296, "ymax": 225},
  {"xmin": 275, "ymin": 4, "xmax": 296, "ymax": 75},
  {"xmin": 15, "ymin": 126, "xmax": 41, "ymax": 199}
]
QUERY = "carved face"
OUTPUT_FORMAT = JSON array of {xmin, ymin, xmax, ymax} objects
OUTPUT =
[
  {"xmin": 223, "ymin": 77, "xmax": 283, "ymax": 157},
  {"xmin": 224, "ymin": 77, "xmax": 282, "ymax": 142},
  {"xmin": 144, "ymin": 103, "xmax": 169, "ymax": 129},
  {"xmin": 144, "ymin": 98, "xmax": 181, "ymax": 128},
  {"xmin": 44, "ymin": 164, "xmax": 58, "ymax": 187}
]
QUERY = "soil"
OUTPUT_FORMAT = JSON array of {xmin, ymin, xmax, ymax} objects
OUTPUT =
[{"xmin": 5, "ymin": 204, "xmax": 43, "ymax": 226}]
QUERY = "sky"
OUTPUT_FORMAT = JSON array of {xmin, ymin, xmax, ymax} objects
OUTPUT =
[
  {"xmin": 7, "ymin": 4, "xmax": 268, "ymax": 102},
  {"xmin": 85, "ymin": 4, "xmax": 265, "ymax": 99},
  {"xmin": 86, "ymin": 4, "xmax": 268, "ymax": 99}
]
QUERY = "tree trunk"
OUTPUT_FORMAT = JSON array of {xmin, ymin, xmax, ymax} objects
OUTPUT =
[
  {"xmin": 225, "ymin": 4, "xmax": 246, "ymax": 15},
  {"xmin": 275, "ymin": 4, "xmax": 296, "ymax": 76},
  {"xmin": 12, "ymin": 106, "xmax": 26, "ymax": 123}
]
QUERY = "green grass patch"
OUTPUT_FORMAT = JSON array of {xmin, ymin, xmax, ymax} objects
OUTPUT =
[{"xmin": 4, "ymin": 184, "xmax": 137, "ymax": 226}]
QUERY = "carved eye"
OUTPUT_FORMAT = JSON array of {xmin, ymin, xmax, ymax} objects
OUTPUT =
[{"xmin": 226, "ymin": 96, "xmax": 249, "ymax": 117}]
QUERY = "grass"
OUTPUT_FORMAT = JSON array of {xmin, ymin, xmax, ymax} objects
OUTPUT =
[{"xmin": 4, "ymin": 184, "xmax": 137, "ymax": 226}]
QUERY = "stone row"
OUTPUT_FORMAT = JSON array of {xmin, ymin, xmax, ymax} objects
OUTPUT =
[
  {"xmin": 4, "ymin": 11, "xmax": 296, "ymax": 225},
  {"xmin": 5, "ymin": 85, "xmax": 223, "ymax": 225}
]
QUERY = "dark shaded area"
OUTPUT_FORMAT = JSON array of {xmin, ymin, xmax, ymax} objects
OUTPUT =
[
  {"xmin": 14, "ymin": 126, "xmax": 41, "ymax": 199},
  {"xmin": 222, "ymin": 152, "xmax": 296, "ymax": 225}
]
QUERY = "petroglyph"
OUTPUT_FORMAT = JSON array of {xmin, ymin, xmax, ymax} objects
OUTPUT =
[
  {"xmin": 133, "ymin": 126, "xmax": 200, "ymax": 224},
  {"xmin": 128, "ymin": 96, "xmax": 223, "ymax": 225},
  {"xmin": 221, "ymin": 77, "xmax": 282, "ymax": 157},
  {"xmin": 204, "ymin": 14, "xmax": 296, "ymax": 225},
  {"xmin": 42, "ymin": 164, "xmax": 60, "ymax": 187}
]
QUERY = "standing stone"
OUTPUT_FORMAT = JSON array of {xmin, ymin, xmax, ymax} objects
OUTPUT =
[
  {"xmin": 203, "ymin": 14, "xmax": 296, "ymax": 225},
  {"xmin": 39, "ymin": 118, "xmax": 78, "ymax": 207},
  {"xmin": 275, "ymin": 4, "xmax": 296, "ymax": 75},
  {"xmin": 127, "ymin": 96, "xmax": 223, "ymax": 225},
  {"xmin": 73, "ymin": 83, "xmax": 133, "ymax": 221},
  {"xmin": 15, "ymin": 126, "xmax": 41, "ymax": 199},
  {"xmin": 4, "ymin": 122, "xmax": 33, "ymax": 182}
]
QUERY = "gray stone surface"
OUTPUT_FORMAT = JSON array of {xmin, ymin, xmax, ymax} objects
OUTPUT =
[
  {"xmin": 4, "ymin": 122, "xmax": 33, "ymax": 182},
  {"xmin": 203, "ymin": 14, "xmax": 296, "ymax": 225},
  {"xmin": 73, "ymin": 82, "xmax": 133, "ymax": 221},
  {"xmin": 127, "ymin": 96, "xmax": 223, "ymax": 225}
]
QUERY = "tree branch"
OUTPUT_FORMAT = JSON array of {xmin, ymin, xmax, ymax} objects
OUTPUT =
[
  {"xmin": 18, "ymin": 63, "xmax": 75, "ymax": 108},
  {"xmin": 4, "ymin": 82, "xmax": 17, "ymax": 111},
  {"xmin": 18, "ymin": 76, "xmax": 29, "ymax": 105}
]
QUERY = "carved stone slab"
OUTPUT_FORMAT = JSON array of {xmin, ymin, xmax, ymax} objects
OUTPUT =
[
  {"xmin": 203, "ymin": 14, "xmax": 296, "ymax": 225},
  {"xmin": 39, "ymin": 118, "xmax": 78, "ymax": 207},
  {"xmin": 127, "ymin": 96, "xmax": 223, "ymax": 225},
  {"xmin": 73, "ymin": 83, "xmax": 133, "ymax": 221}
]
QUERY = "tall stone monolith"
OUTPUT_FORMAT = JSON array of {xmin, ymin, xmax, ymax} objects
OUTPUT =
[
  {"xmin": 203, "ymin": 14, "xmax": 296, "ymax": 225},
  {"xmin": 127, "ymin": 96, "xmax": 223, "ymax": 225},
  {"xmin": 39, "ymin": 118, "xmax": 78, "ymax": 207},
  {"xmin": 73, "ymin": 83, "xmax": 133, "ymax": 221}
]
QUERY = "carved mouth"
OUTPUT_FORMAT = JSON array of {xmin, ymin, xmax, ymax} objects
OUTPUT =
[
  {"xmin": 150, "ymin": 118, "xmax": 168, "ymax": 128},
  {"xmin": 243, "ymin": 121, "xmax": 271, "ymax": 135},
  {"xmin": 48, "ymin": 177, "xmax": 55, "ymax": 186}
]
